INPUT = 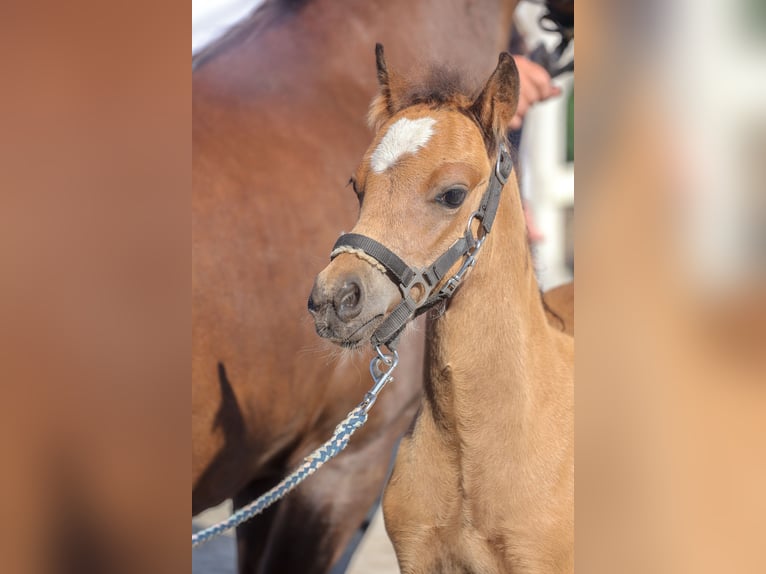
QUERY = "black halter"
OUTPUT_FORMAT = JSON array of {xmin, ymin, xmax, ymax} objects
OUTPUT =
[{"xmin": 330, "ymin": 143, "xmax": 513, "ymax": 349}]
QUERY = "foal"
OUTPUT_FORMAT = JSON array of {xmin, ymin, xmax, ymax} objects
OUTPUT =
[{"xmin": 309, "ymin": 48, "xmax": 573, "ymax": 573}]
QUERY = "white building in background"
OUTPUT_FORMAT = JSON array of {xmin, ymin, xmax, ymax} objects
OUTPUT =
[
  {"xmin": 520, "ymin": 74, "xmax": 574, "ymax": 291},
  {"xmin": 515, "ymin": 0, "xmax": 575, "ymax": 291}
]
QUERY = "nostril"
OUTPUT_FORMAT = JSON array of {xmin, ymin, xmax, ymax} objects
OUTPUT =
[
  {"xmin": 334, "ymin": 280, "xmax": 363, "ymax": 321},
  {"xmin": 307, "ymin": 293, "xmax": 319, "ymax": 313},
  {"xmin": 340, "ymin": 283, "xmax": 360, "ymax": 309}
]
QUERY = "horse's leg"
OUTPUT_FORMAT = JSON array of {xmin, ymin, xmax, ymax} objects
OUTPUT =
[
  {"xmin": 234, "ymin": 476, "xmax": 282, "ymax": 574},
  {"xmin": 241, "ymin": 428, "xmax": 401, "ymax": 574}
]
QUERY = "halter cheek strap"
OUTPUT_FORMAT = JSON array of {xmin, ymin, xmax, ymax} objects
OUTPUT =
[{"xmin": 330, "ymin": 143, "xmax": 513, "ymax": 349}]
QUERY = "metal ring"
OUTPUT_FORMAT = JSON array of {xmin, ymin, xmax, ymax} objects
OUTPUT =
[
  {"xmin": 374, "ymin": 344, "xmax": 397, "ymax": 367},
  {"xmin": 465, "ymin": 211, "xmax": 487, "ymax": 248}
]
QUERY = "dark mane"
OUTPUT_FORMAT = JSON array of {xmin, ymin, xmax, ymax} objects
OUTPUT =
[{"xmin": 395, "ymin": 66, "xmax": 475, "ymax": 110}]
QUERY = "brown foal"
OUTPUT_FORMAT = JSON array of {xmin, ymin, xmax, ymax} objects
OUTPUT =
[{"xmin": 309, "ymin": 48, "xmax": 574, "ymax": 573}]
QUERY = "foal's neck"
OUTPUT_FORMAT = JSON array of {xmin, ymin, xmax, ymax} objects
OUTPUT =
[{"xmin": 424, "ymin": 177, "xmax": 552, "ymax": 433}]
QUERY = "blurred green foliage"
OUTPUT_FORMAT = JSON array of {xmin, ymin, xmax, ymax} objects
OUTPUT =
[{"xmin": 746, "ymin": 0, "xmax": 766, "ymax": 38}]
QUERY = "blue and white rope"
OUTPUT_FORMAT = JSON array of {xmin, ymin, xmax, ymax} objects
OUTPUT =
[{"xmin": 192, "ymin": 406, "xmax": 368, "ymax": 548}]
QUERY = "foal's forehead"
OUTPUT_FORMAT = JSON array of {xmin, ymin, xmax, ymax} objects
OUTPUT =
[{"xmin": 364, "ymin": 107, "xmax": 483, "ymax": 176}]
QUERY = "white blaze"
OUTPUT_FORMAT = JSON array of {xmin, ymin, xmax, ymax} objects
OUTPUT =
[{"xmin": 370, "ymin": 117, "xmax": 437, "ymax": 173}]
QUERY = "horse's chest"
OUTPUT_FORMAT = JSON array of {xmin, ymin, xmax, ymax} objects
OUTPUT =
[
  {"xmin": 393, "ymin": 521, "xmax": 509, "ymax": 574},
  {"xmin": 384, "ymin": 435, "xmax": 511, "ymax": 573}
]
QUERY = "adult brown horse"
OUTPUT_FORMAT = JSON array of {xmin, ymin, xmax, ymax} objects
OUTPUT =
[{"xmin": 193, "ymin": 1, "xmax": 522, "ymax": 572}]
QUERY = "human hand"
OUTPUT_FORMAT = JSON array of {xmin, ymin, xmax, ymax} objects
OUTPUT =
[
  {"xmin": 523, "ymin": 200, "xmax": 545, "ymax": 243},
  {"xmin": 510, "ymin": 55, "xmax": 562, "ymax": 130}
]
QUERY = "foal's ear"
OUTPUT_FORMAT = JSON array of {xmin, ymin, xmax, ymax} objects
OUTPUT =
[
  {"xmin": 368, "ymin": 43, "xmax": 401, "ymax": 132},
  {"xmin": 468, "ymin": 53, "xmax": 520, "ymax": 147}
]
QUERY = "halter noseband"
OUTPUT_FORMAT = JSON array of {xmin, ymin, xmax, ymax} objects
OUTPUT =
[{"xmin": 330, "ymin": 143, "xmax": 513, "ymax": 349}]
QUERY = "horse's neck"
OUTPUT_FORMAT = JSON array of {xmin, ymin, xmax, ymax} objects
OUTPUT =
[{"xmin": 424, "ymin": 179, "xmax": 554, "ymax": 438}]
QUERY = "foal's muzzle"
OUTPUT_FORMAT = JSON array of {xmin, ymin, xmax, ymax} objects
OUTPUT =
[
  {"xmin": 307, "ymin": 259, "xmax": 399, "ymax": 348},
  {"xmin": 308, "ymin": 275, "xmax": 363, "ymax": 323}
]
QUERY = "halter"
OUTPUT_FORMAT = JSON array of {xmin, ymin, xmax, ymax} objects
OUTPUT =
[{"xmin": 330, "ymin": 143, "xmax": 513, "ymax": 349}]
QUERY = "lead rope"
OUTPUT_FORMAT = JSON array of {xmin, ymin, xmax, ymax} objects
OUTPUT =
[{"xmin": 192, "ymin": 345, "xmax": 399, "ymax": 549}]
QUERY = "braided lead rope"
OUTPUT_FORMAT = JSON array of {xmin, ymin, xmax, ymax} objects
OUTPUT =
[
  {"xmin": 192, "ymin": 408, "xmax": 366, "ymax": 548},
  {"xmin": 192, "ymin": 346, "xmax": 399, "ymax": 549}
]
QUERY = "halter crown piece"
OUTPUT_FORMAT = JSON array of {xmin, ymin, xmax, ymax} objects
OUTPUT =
[{"xmin": 330, "ymin": 143, "xmax": 513, "ymax": 349}]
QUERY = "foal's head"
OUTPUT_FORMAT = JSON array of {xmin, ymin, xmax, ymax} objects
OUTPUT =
[{"xmin": 308, "ymin": 46, "xmax": 519, "ymax": 348}]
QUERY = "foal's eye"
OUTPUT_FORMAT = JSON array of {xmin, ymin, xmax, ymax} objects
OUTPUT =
[{"xmin": 436, "ymin": 187, "xmax": 467, "ymax": 209}]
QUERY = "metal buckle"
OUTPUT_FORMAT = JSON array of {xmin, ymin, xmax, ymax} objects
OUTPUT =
[
  {"xmin": 442, "ymin": 276, "xmax": 460, "ymax": 296},
  {"xmin": 362, "ymin": 345, "xmax": 399, "ymax": 413},
  {"xmin": 435, "ymin": 209, "xmax": 489, "ymax": 298},
  {"xmin": 440, "ymin": 250, "xmax": 479, "ymax": 297}
]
